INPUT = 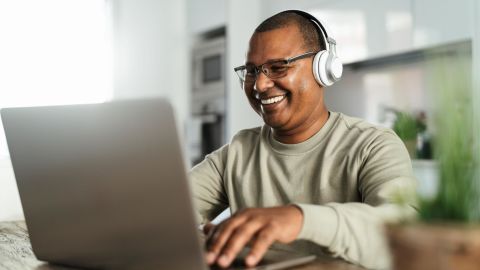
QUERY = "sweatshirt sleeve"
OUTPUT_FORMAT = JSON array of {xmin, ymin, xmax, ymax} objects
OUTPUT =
[
  {"xmin": 295, "ymin": 131, "xmax": 417, "ymax": 269},
  {"xmin": 189, "ymin": 144, "xmax": 230, "ymax": 224}
]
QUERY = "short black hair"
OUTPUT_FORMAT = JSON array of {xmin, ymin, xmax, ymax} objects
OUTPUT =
[{"xmin": 254, "ymin": 11, "xmax": 324, "ymax": 51}]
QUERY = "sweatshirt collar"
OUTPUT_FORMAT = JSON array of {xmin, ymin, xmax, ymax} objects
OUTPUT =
[{"xmin": 266, "ymin": 111, "xmax": 338, "ymax": 155}]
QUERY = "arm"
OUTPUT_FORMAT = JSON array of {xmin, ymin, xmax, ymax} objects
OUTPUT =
[
  {"xmin": 189, "ymin": 144, "xmax": 230, "ymax": 224},
  {"xmin": 296, "ymin": 131, "xmax": 417, "ymax": 269}
]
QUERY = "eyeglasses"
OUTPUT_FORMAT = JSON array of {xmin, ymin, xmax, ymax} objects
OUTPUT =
[{"xmin": 234, "ymin": 51, "xmax": 317, "ymax": 83}]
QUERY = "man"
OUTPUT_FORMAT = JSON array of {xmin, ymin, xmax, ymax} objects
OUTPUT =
[{"xmin": 190, "ymin": 10, "xmax": 416, "ymax": 269}]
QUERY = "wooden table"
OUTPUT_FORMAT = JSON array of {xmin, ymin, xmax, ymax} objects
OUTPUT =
[{"xmin": 0, "ymin": 221, "xmax": 363, "ymax": 270}]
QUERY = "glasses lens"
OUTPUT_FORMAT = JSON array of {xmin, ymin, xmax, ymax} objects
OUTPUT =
[
  {"xmin": 263, "ymin": 61, "xmax": 289, "ymax": 79},
  {"xmin": 235, "ymin": 59, "xmax": 291, "ymax": 83},
  {"xmin": 235, "ymin": 67, "xmax": 246, "ymax": 81},
  {"xmin": 243, "ymin": 65, "xmax": 257, "ymax": 82}
]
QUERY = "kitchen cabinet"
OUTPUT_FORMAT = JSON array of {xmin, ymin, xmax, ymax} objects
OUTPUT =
[
  {"xmin": 412, "ymin": 0, "xmax": 474, "ymax": 49},
  {"xmin": 307, "ymin": 0, "xmax": 413, "ymax": 63},
  {"xmin": 301, "ymin": 0, "xmax": 473, "ymax": 64}
]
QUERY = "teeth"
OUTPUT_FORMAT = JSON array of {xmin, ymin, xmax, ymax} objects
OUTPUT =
[{"xmin": 260, "ymin": 95, "xmax": 285, "ymax": 105}]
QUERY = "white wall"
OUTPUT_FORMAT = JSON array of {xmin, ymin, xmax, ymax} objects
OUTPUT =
[
  {"xmin": 187, "ymin": 0, "xmax": 226, "ymax": 34},
  {"xmin": 259, "ymin": 0, "xmax": 329, "ymax": 15},
  {"xmin": 225, "ymin": 0, "xmax": 263, "ymax": 139},
  {"xmin": 112, "ymin": 0, "xmax": 189, "ymax": 128}
]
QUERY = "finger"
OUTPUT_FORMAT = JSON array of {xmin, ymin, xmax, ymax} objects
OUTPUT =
[
  {"xmin": 216, "ymin": 219, "xmax": 264, "ymax": 268},
  {"xmin": 203, "ymin": 222, "xmax": 215, "ymax": 236},
  {"xmin": 245, "ymin": 227, "xmax": 276, "ymax": 267},
  {"xmin": 203, "ymin": 223, "xmax": 218, "ymax": 264},
  {"xmin": 205, "ymin": 224, "xmax": 223, "ymax": 264},
  {"xmin": 206, "ymin": 214, "xmax": 249, "ymax": 263}
]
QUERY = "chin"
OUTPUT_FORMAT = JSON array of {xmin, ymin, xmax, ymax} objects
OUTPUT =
[{"xmin": 262, "ymin": 115, "xmax": 287, "ymax": 129}]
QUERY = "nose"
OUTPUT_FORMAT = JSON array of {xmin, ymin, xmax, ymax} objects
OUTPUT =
[{"xmin": 253, "ymin": 72, "xmax": 274, "ymax": 93}]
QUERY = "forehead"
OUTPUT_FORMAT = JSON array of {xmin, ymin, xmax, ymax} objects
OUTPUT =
[{"xmin": 246, "ymin": 25, "xmax": 304, "ymax": 64}]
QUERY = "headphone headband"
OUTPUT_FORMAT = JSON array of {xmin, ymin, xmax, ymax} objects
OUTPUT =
[{"xmin": 284, "ymin": 10, "xmax": 336, "ymax": 53}]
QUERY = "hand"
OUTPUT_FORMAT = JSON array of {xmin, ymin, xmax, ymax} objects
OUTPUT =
[{"xmin": 204, "ymin": 205, "xmax": 304, "ymax": 268}]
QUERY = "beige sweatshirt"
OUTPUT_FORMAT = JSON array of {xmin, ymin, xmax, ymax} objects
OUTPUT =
[{"xmin": 189, "ymin": 112, "xmax": 417, "ymax": 269}]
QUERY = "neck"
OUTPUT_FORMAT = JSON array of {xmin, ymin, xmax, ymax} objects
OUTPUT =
[{"xmin": 272, "ymin": 108, "xmax": 330, "ymax": 144}]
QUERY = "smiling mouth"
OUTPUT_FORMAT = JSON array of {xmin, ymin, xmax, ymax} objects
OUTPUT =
[{"xmin": 259, "ymin": 95, "xmax": 286, "ymax": 105}]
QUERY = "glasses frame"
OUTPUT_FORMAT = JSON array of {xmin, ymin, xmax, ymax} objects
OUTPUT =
[{"xmin": 234, "ymin": 51, "xmax": 317, "ymax": 83}]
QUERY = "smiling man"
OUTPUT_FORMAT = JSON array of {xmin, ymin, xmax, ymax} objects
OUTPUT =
[{"xmin": 190, "ymin": 10, "xmax": 416, "ymax": 269}]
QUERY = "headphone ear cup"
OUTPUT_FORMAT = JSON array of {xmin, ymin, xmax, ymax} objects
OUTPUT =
[
  {"xmin": 313, "ymin": 50, "xmax": 343, "ymax": 87},
  {"xmin": 327, "ymin": 54, "xmax": 343, "ymax": 82},
  {"xmin": 312, "ymin": 50, "xmax": 333, "ymax": 87}
]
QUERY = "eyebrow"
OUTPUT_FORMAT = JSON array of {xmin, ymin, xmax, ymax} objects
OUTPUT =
[{"xmin": 245, "ymin": 58, "xmax": 288, "ymax": 66}]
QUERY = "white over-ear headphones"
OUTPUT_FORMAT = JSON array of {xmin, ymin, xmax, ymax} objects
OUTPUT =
[{"xmin": 287, "ymin": 10, "xmax": 343, "ymax": 87}]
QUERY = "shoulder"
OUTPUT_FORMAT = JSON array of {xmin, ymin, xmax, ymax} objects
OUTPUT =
[
  {"xmin": 333, "ymin": 112, "xmax": 399, "ymax": 142},
  {"xmin": 328, "ymin": 112, "xmax": 406, "ymax": 158},
  {"xmin": 217, "ymin": 126, "xmax": 266, "ymax": 159},
  {"xmin": 192, "ymin": 126, "xmax": 263, "ymax": 175},
  {"xmin": 229, "ymin": 126, "xmax": 263, "ymax": 146},
  {"xmin": 335, "ymin": 113, "xmax": 391, "ymax": 133},
  {"xmin": 206, "ymin": 126, "xmax": 263, "ymax": 158},
  {"xmin": 232, "ymin": 126, "xmax": 262, "ymax": 139}
]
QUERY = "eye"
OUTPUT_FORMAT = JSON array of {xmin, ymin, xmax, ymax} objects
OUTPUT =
[
  {"xmin": 268, "ymin": 63, "xmax": 289, "ymax": 75},
  {"xmin": 270, "ymin": 64, "xmax": 288, "ymax": 72}
]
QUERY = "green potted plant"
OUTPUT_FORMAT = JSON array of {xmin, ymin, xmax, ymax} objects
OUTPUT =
[
  {"xmin": 386, "ymin": 45, "xmax": 480, "ymax": 270},
  {"xmin": 392, "ymin": 111, "xmax": 420, "ymax": 158}
]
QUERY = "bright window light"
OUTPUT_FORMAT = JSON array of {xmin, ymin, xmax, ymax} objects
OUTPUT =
[{"xmin": 0, "ymin": 0, "xmax": 113, "ymax": 158}]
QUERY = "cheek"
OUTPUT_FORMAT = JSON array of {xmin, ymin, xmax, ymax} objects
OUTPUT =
[
  {"xmin": 298, "ymin": 80, "xmax": 309, "ymax": 93},
  {"xmin": 243, "ymin": 84, "xmax": 255, "ymax": 101},
  {"xmin": 243, "ymin": 86, "xmax": 261, "ymax": 111},
  {"xmin": 279, "ymin": 72, "xmax": 311, "ymax": 98},
  {"xmin": 286, "ymin": 64, "xmax": 312, "ymax": 88},
  {"xmin": 292, "ymin": 66, "xmax": 318, "ymax": 94}
]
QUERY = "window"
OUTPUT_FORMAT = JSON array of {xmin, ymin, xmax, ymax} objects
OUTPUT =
[{"xmin": 0, "ymin": 0, "xmax": 113, "ymax": 158}]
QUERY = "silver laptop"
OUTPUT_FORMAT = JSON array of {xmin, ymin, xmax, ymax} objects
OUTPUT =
[{"xmin": 1, "ymin": 98, "xmax": 316, "ymax": 270}]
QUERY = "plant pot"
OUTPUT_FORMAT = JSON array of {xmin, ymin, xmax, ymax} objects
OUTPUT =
[{"xmin": 386, "ymin": 223, "xmax": 480, "ymax": 270}]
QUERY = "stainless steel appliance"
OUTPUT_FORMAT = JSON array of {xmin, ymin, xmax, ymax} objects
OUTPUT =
[{"xmin": 189, "ymin": 37, "xmax": 226, "ymax": 164}]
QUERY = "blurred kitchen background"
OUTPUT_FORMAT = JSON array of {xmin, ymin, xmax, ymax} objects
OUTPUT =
[{"xmin": 1, "ymin": 0, "xmax": 480, "ymax": 221}]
